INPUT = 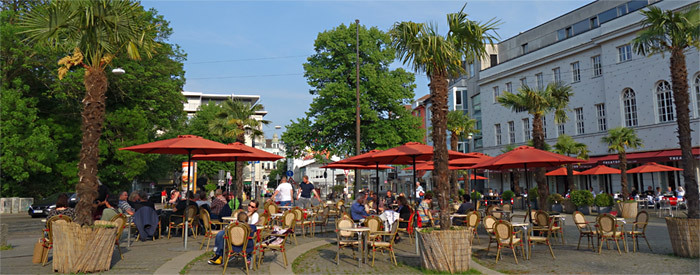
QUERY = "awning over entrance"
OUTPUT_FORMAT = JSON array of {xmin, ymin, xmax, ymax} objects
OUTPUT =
[{"xmin": 586, "ymin": 147, "xmax": 700, "ymax": 165}]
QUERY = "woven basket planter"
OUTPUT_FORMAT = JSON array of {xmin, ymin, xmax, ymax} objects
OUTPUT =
[
  {"xmin": 618, "ymin": 201, "xmax": 638, "ymax": 219},
  {"xmin": 51, "ymin": 220, "xmax": 118, "ymax": 273},
  {"xmin": 665, "ymin": 217, "xmax": 700, "ymax": 258},
  {"xmin": 417, "ymin": 228, "xmax": 473, "ymax": 274}
]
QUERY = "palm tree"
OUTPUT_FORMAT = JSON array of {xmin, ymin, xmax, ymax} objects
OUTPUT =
[
  {"xmin": 498, "ymin": 82, "xmax": 573, "ymax": 210},
  {"xmin": 553, "ymin": 135, "xmax": 589, "ymax": 192},
  {"xmin": 602, "ymin": 127, "xmax": 643, "ymax": 200},
  {"xmin": 447, "ymin": 110, "xmax": 478, "ymax": 200},
  {"xmin": 209, "ymin": 99, "xmax": 270, "ymax": 198},
  {"xmin": 20, "ymin": 0, "xmax": 156, "ymax": 225},
  {"xmin": 632, "ymin": 4, "xmax": 699, "ymax": 219},
  {"xmin": 390, "ymin": 4, "xmax": 498, "ymax": 228}
]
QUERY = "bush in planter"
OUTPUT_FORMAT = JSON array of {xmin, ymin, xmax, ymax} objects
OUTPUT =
[
  {"xmin": 571, "ymin": 190, "xmax": 594, "ymax": 214},
  {"xmin": 594, "ymin": 193, "xmax": 614, "ymax": 214},
  {"xmin": 502, "ymin": 190, "xmax": 515, "ymax": 201},
  {"xmin": 548, "ymin": 193, "xmax": 565, "ymax": 212},
  {"xmin": 470, "ymin": 191, "xmax": 482, "ymax": 203},
  {"xmin": 528, "ymin": 187, "xmax": 538, "ymax": 202}
]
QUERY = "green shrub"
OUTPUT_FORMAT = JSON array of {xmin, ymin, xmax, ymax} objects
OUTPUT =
[
  {"xmin": 470, "ymin": 191, "xmax": 482, "ymax": 202},
  {"xmin": 502, "ymin": 190, "xmax": 515, "ymax": 201},
  {"xmin": 529, "ymin": 187, "xmax": 538, "ymax": 202},
  {"xmin": 594, "ymin": 193, "xmax": 614, "ymax": 207},
  {"xmin": 458, "ymin": 188, "xmax": 466, "ymax": 197},
  {"xmin": 570, "ymin": 190, "xmax": 594, "ymax": 207},
  {"xmin": 204, "ymin": 183, "xmax": 218, "ymax": 192},
  {"xmin": 547, "ymin": 193, "xmax": 564, "ymax": 204}
]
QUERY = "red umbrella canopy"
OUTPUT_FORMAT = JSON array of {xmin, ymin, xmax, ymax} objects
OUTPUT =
[
  {"xmin": 579, "ymin": 165, "xmax": 621, "ymax": 175},
  {"xmin": 119, "ymin": 135, "xmax": 247, "ymax": 155},
  {"xmin": 321, "ymin": 163, "xmax": 394, "ymax": 170},
  {"xmin": 191, "ymin": 142, "xmax": 284, "ymax": 162},
  {"xmin": 545, "ymin": 167, "xmax": 581, "ymax": 176},
  {"xmin": 403, "ymin": 161, "xmax": 477, "ymax": 171},
  {"xmin": 458, "ymin": 175, "xmax": 488, "ymax": 180},
  {"xmin": 333, "ymin": 149, "xmax": 384, "ymax": 165},
  {"xmin": 359, "ymin": 142, "xmax": 477, "ymax": 165},
  {"xmin": 627, "ymin": 162, "xmax": 683, "ymax": 173},
  {"xmin": 450, "ymin": 152, "xmax": 493, "ymax": 166},
  {"xmin": 470, "ymin": 145, "xmax": 582, "ymax": 170}
]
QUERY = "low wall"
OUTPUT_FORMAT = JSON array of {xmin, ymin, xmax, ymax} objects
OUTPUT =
[{"xmin": 0, "ymin": 197, "xmax": 34, "ymax": 214}]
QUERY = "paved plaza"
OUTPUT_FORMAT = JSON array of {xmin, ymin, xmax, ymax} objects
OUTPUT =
[{"xmin": 1, "ymin": 209, "xmax": 698, "ymax": 274}]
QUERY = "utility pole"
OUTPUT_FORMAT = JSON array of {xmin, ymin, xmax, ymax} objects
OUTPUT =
[{"xmin": 354, "ymin": 19, "xmax": 361, "ymax": 200}]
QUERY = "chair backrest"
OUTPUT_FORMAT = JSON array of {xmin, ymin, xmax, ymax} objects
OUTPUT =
[
  {"xmin": 258, "ymin": 212, "xmax": 271, "ymax": 227},
  {"xmin": 337, "ymin": 200, "xmax": 345, "ymax": 208},
  {"xmin": 46, "ymin": 215, "xmax": 72, "ymax": 243},
  {"xmin": 282, "ymin": 211, "xmax": 296, "ymax": 229},
  {"xmin": 535, "ymin": 210, "xmax": 550, "ymax": 227},
  {"xmin": 483, "ymin": 215, "xmax": 497, "ymax": 233},
  {"xmin": 232, "ymin": 209, "xmax": 245, "ymax": 219},
  {"xmin": 486, "ymin": 205, "xmax": 497, "ymax": 216},
  {"xmin": 226, "ymin": 222, "xmax": 250, "ymax": 248},
  {"xmin": 110, "ymin": 213, "xmax": 127, "ymax": 238},
  {"xmin": 336, "ymin": 217, "xmax": 355, "ymax": 238},
  {"xmin": 502, "ymin": 204, "xmax": 512, "ymax": 213},
  {"xmin": 573, "ymin": 211, "xmax": 587, "ymax": 229},
  {"xmin": 185, "ymin": 205, "xmax": 198, "ymax": 222},
  {"xmin": 475, "ymin": 200, "xmax": 481, "ymax": 211},
  {"xmin": 199, "ymin": 210, "xmax": 212, "ymax": 232},
  {"xmin": 467, "ymin": 211, "xmax": 480, "ymax": 228},
  {"xmin": 341, "ymin": 212, "xmax": 352, "ymax": 220},
  {"xmin": 494, "ymin": 220, "xmax": 513, "ymax": 243},
  {"xmin": 365, "ymin": 216, "xmax": 383, "ymax": 234},
  {"xmin": 388, "ymin": 220, "xmax": 400, "ymax": 244},
  {"xmin": 529, "ymin": 210, "xmax": 539, "ymax": 225},
  {"xmin": 636, "ymin": 210, "xmax": 648, "ymax": 224},
  {"xmin": 292, "ymin": 207, "xmax": 303, "ymax": 222},
  {"xmin": 597, "ymin": 214, "xmax": 617, "ymax": 234},
  {"xmin": 266, "ymin": 203, "xmax": 278, "ymax": 215}
]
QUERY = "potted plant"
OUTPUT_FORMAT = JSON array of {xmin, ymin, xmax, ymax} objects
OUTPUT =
[
  {"xmin": 594, "ymin": 193, "xmax": 614, "ymax": 214},
  {"xmin": 562, "ymin": 198, "xmax": 575, "ymax": 214},
  {"xmin": 471, "ymin": 191, "xmax": 482, "ymax": 206},
  {"xmin": 547, "ymin": 193, "xmax": 564, "ymax": 213},
  {"xmin": 528, "ymin": 187, "xmax": 539, "ymax": 210},
  {"xmin": 502, "ymin": 190, "xmax": 515, "ymax": 202},
  {"xmin": 618, "ymin": 199, "xmax": 638, "ymax": 219},
  {"xmin": 571, "ymin": 190, "xmax": 594, "ymax": 215}
]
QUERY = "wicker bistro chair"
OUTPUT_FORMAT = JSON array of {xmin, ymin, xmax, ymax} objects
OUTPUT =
[
  {"xmin": 280, "ymin": 211, "xmax": 297, "ymax": 245},
  {"xmin": 396, "ymin": 210, "xmax": 415, "ymax": 244},
  {"xmin": 595, "ymin": 214, "xmax": 623, "ymax": 255},
  {"xmin": 199, "ymin": 210, "xmax": 222, "ymax": 251},
  {"xmin": 483, "ymin": 215, "xmax": 498, "ymax": 255},
  {"xmin": 528, "ymin": 214, "xmax": 556, "ymax": 260},
  {"xmin": 110, "ymin": 214, "xmax": 128, "ymax": 259},
  {"xmin": 573, "ymin": 211, "xmax": 597, "ymax": 251},
  {"xmin": 256, "ymin": 225, "xmax": 292, "ymax": 269},
  {"xmin": 627, "ymin": 211, "xmax": 652, "ymax": 253},
  {"xmin": 41, "ymin": 215, "xmax": 72, "ymax": 266},
  {"xmin": 466, "ymin": 211, "xmax": 481, "ymax": 245},
  {"xmin": 364, "ymin": 216, "xmax": 384, "ymax": 241},
  {"xmin": 168, "ymin": 205, "xmax": 198, "ymax": 239},
  {"xmin": 335, "ymin": 216, "xmax": 360, "ymax": 265},
  {"xmin": 265, "ymin": 203, "xmax": 279, "ymax": 217},
  {"xmin": 535, "ymin": 211, "xmax": 564, "ymax": 244},
  {"xmin": 222, "ymin": 222, "xmax": 252, "ymax": 275},
  {"xmin": 368, "ymin": 220, "xmax": 400, "ymax": 267},
  {"xmin": 311, "ymin": 206, "xmax": 330, "ymax": 236},
  {"xmin": 493, "ymin": 220, "xmax": 525, "ymax": 264},
  {"xmin": 257, "ymin": 212, "xmax": 271, "ymax": 228},
  {"xmin": 294, "ymin": 207, "xmax": 314, "ymax": 237},
  {"xmin": 502, "ymin": 203, "xmax": 513, "ymax": 214}
]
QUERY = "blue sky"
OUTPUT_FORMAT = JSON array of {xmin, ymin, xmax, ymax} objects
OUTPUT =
[{"xmin": 141, "ymin": 0, "xmax": 591, "ymax": 138}]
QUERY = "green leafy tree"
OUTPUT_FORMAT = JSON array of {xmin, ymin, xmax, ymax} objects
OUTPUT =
[
  {"xmin": 281, "ymin": 117, "xmax": 313, "ymax": 159},
  {"xmin": 300, "ymin": 22, "xmax": 422, "ymax": 156},
  {"xmin": 553, "ymin": 135, "xmax": 589, "ymax": 192},
  {"xmin": 390, "ymin": 4, "xmax": 499, "ymax": 228},
  {"xmin": 446, "ymin": 110, "xmax": 478, "ymax": 200},
  {"xmin": 632, "ymin": 4, "xmax": 699, "ymax": 219},
  {"xmin": 498, "ymin": 82, "xmax": 573, "ymax": 210},
  {"xmin": 266, "ymin": 159, "xmax": 287, "ymax": 190},
  {"xmin": 602, "ymin": 127, "xmax": 643, "ymax": 200}
]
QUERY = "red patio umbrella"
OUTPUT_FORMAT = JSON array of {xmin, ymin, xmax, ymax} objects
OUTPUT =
[
  {"xmin": 321, "ymin": 163, "xmax": 394, "ymax": 170},
  {"xmin": 627, "ymin": 162, "xmax": 682, "ymax": 191},
  {"xmin": 403, "ymin": 161, "xmax": 478, "ymax": 171},
  {"xmin": 449, "ymin": 152, "xmax": 494, "ymax": 190},
  {"xmin": 347, "ymin": 142, "xmax": 477, "ymax": 202},
  {"xmin": 545, "ymin": 167, "xmax": 581, "ymax": 176},
  {"xmin": 579, "ymin": 165, "xmax": 621, "ymax": 175},
  {"xmin": 458, "ymin": 174, "xmax": 488, "ymax": 180},
  {"xmin": 192, "ymin": 142, "xmax": 284, "ymax": 194},
  {"xmin": 120, "ymin": 135, "xmax": 246, "ymax": 249},
  {"xmin": 330, "ymin": 150, "xmax": 386, "ymax": 198}
]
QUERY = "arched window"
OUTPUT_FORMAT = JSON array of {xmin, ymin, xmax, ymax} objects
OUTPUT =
[
  {"xmin": 695, "ymin": 75, "xmax": 700, "ymax": 118},
  {"xmin": 623, "ymin": 88, "xmax": 638, "ymax": 127},
  {"xmin": 656, "ymin": 81, "xmax": 674, "ymax": 122}
]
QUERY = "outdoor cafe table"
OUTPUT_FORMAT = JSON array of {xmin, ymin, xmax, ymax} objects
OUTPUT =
[
  {"xmin": 450, "ymin": 214, "xmax": 468, "ymax": 225},
  {"xmin": 511, "ymin": 222, "xmax": 530, "ymax": 259},
  {"xmin": 338, "ymin": 227, "xmax": 370, "ymax": 267}
]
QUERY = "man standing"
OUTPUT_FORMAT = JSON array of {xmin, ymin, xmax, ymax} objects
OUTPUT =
[
  {"xmin": 415, "ymin": 181, "xmax": 425, "ymax": 205},
  {"xmin": 297, "ymin": 175, "xmax": 321, "ymax": 209},
  {"xmin": 271, "ymin": 176, "xmax": 294, "ymax": 206},
  {"xmin": 161, "ymin": 189, "xmax": 167, "ymax": 204}
]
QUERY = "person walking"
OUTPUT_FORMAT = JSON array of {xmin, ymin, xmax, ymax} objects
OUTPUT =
[
  {"xmin": 271, "ymin": 176, "xmax": 294, "ymax": 206},
  {"xmin": 297, "ymin": 175, "xmax": 321, "ymax": 209}
]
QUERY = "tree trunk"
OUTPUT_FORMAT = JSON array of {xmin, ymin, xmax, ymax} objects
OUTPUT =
[
  {"xmin": 74, "ymin": 67, "xmax": 108, "ymax": 226},
  {"xmin": 532, "ymin": 114, "xmax": 549, "ymax": 210},
  {"xmin": 670, "ymin": 49, "xmax": 699, "ymax": 219},
  {"xmin": 619, "ymin": 152, "xmax": 629, "ymax": 199},
  {"xmin": 450, "ymin": 132, "xmax": 459, "ymax": 201},
  {"xmin": 512, "ymin": 170, "xmax": 522, "ymax": 194},
  {"xmin": 235, "ymin": 160, "xmax": 244, "ymax": 199},
  {"xmin": 430, "ymin": 73, "xmax": 450, "ymax": 229},
  {"xmin": 566, "ymin": 164, "xmax": 575, "ymax": 192}
]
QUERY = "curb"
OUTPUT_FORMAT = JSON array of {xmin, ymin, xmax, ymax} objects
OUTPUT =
[
  {"xmin": 268, "ymin": 240, "xmax": 331, "ymax": 275},
  {"xmin": 154, "ymin": 250, "xmax": 205, "ymax": 274}
]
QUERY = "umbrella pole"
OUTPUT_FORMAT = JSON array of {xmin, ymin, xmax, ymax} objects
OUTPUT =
[
  {"xmin": 412, "ymin": 156, "xmax": 419, "ymax": 255},
  {"xmin": 184, "ymin": 150, "xmax": 192, "ymax": 249},
  {"xmin": 525, "ymin": 163, "xmax": 532, "ymax": 225},
  {"xmin": 375, "ymin": 163, "xmax": 380, "ymax": 211}
]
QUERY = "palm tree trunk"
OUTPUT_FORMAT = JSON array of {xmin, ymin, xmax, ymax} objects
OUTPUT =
[
  {"xmin": 566, "ymin": 164, "xmax": 575, "ymax": 192},
  {"xmin": 235, "ymin": 160, "xmax": 244, "ymax": 199},
  {"xmin": 74, "ymin": 66, "xmax": 107, "ymax": 226},
  {"xmin": 430, "ymin": 73, "xmax": 450, "ymax": 229},
  {"xmin": 670, "ymin": 49, "xmax": 698, "ymax": 219},
  {"xmin": 532, "ymin": 114, "xmax": 549, "ymax": 210},
  {"xmin": 512, "ymin": 170, "xmax": 522, "ymax": 194},
  {"xmin": 619, "ymin": 152, "xmax": 629, "ymax": 199},
  {"xmin": 450, "ymin": 132, "xmax": 459, "ymax": 201}
]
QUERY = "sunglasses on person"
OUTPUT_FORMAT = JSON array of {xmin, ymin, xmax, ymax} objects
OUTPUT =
[{"xmin": 248, "ymin": 205, "xmax": 257, "ymax": 208}]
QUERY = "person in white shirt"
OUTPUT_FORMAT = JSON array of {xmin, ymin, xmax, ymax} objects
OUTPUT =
[
  {"xmin": 271, "ymin": 176, "xmax": 294, "ymax": 206},
  {"xmin": 676, "ymin": 186, "xmax": 685, "ymax": 199}
]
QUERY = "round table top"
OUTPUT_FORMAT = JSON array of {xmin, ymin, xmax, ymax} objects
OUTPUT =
[
  {"xmin": 271, "ymin": 213, "xmax": 283, "ymax": 217},
  {"xmin": 221, "ymin": 216, "xmax": 236, "ymax": 221},
  {"xmin": 450, "ymin": 214, "xmax": 468, "ymax": 218},
  {"xmin": 511, "ymin": 222, "xmax": 529, "ymax": 227},
  {"xmin": 338, "ymin": 227, "xmax": 370, "ymax": 232}
]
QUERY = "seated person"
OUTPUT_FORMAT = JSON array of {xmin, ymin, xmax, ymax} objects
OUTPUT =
[
  {"xmin": 351, "ymin": 197, "xmax": 370, "ymax": 222},
  {"xmin": 132, "ymin": 191, "xmax": 156, "ymax": 211},
  {"xmin": 418, "ymin": 193, "xmax": 436, "ymax": 227},
  {"xmin": 643, "ymin": 186, "xmax": 655, "ymax": 197},
  {"xmin": 396, "ymin": 196, "xmax": 412, "ymax": 229},
  {"xmin": 208, "ymin": 212, "xmax": 257, "ymax": 265},
  {"xmin": 100, "ymin": 196, "xmax": 121, "ymax": 221},
  {"xmin": 47, "ymin": 193, "xmax": 75, "ymax": 220},
  {"xmin": 454, "ymin": 194, "xmax": 474, "ymax": 226}
]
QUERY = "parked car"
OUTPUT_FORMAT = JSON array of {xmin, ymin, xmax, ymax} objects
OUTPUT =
[{"xmin": 28, "ymin": 193, "xmax": 75, "ymax": 218}]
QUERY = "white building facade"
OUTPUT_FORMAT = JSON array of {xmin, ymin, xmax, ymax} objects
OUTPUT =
[{"xmin": 449, "ymin": 0, "xmax": 700, "ymax": 195}]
